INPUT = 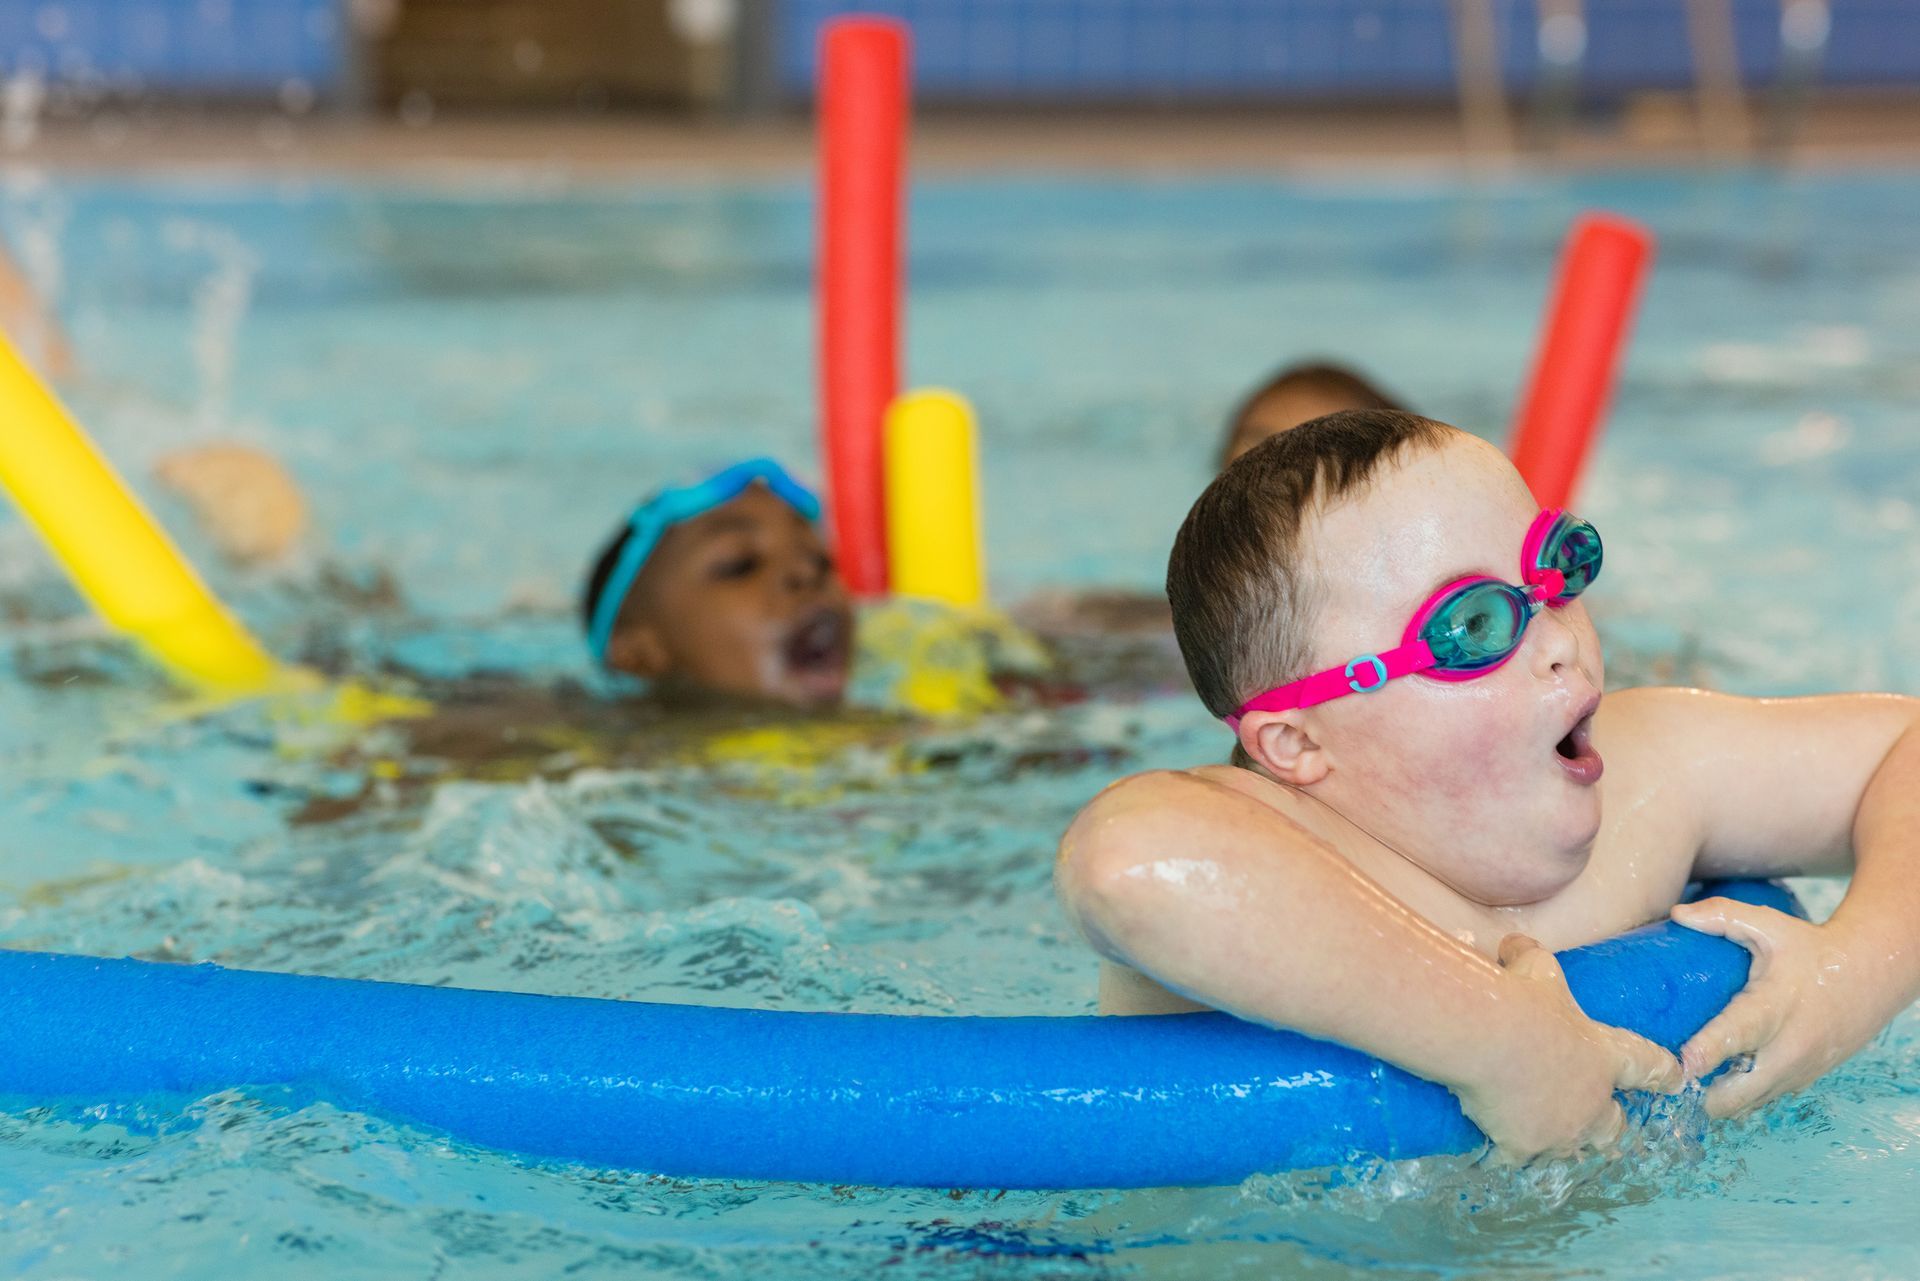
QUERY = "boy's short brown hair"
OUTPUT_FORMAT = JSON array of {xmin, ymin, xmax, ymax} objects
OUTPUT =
[{"xmin": 1170, "ymin": 409, "xmax": 1454, "ymax": 728}]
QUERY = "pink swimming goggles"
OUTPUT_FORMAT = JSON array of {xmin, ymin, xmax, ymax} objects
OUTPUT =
[{"xmin": 1228, "ymin": 509, "xmax": 1603, "ymax": 729}]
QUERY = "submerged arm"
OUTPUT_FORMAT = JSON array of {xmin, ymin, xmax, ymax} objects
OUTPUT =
[{"xmin": 1056, "ymin": 769, "xmax": 1679, "ymax": 1160}]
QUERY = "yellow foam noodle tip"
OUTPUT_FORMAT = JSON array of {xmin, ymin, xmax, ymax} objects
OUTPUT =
[
  {"xmin": 0, "ymin": 334, "xmax": 281, "ymax": 693},
  {"xmin": 884, "ymin": 388, "xmax": 986, "ymax": 608}
]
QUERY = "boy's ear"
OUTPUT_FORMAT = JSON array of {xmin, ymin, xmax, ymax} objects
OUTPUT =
[
  {"xmin": 604, "ymin": 622, "xmax": 671, "ymax": 680},
  {"xmin": 1237, "ymin": 710, "xmax": 1330, "ymax": 786}
]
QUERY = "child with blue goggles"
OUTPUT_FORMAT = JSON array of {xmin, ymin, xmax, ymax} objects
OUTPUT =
[{"xmin": 581, "ymin": 458, "xmax": 852, "ymax": 708}]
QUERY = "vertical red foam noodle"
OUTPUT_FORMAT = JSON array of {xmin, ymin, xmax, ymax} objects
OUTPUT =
[
  {"xmin": 1508, "ymin": 214, "xmax": 1656, "ymax": 511},
  {"xmin": 817, "ymin": 17, "xmax": 909, "ymax": 597}
]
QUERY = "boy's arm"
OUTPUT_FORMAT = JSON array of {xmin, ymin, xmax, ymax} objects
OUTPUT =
[
  {"xmin": 1057, "ymin": 768, "xmax": 1680, "ymax": 1161},
  {"xmin": 1623, "ymin": 689, "xmax": 1920, "ymax": 1114}
]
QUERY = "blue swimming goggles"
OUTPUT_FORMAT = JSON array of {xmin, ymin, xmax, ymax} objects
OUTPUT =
[{"xmin": 586, "ymin": 457, "xmax": 822, "ymax": 666}]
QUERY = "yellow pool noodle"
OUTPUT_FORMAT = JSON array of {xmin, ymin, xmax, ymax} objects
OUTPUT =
[
  {"xmin": 884, "ymin": 388, "xmax": 986, "ymax": 608},
  {"xmin": 0, "ymin": 334, "xmax": 281, "ymax": 693}
]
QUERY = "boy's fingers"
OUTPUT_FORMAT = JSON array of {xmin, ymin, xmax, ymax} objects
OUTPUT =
[
  {"xmin": 1703, "ymin": 1057, "xmax": 1777, "ymax": 1119},
  {"xmin": 1497, "ymin": 933, "xmax": 1564, "ymax": 983},
  {"xmin": 1680, "ymin": 990, "xmax": 1781, "ymax": 1080},
  {"xmin": 1496, "ymin": 932, "xmax": 1536, "ymax": 966},
  {"xmin": 1670, "ymin": 899, "xmax": 1783, "ymax": 961},
  {"xmin": 1612, "ymin": 1030, "xmax": 1684, "ymax": 1094},
  {"xmin": 1584, "ymin": 1100, "xmax": 1628, "ymax": 1153},
  {"xmin": 1486, "ymin": 1140, "xmax": 1530, "ymax": 1168}
]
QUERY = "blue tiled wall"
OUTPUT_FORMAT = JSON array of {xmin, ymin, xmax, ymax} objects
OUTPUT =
[
  {"xmin": 2, "ymin": 0, "xmax": 1908, "ymax": 106},
  {"xmin": 778, "ymin": 0, "xmax": 1920, "ymax": 101},
  {"xmin": 0, "ymin": 0, "xmax": 344, "ymax": 95}
]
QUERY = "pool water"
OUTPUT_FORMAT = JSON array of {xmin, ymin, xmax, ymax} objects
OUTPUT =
[{"xmin": 0, "ymin": 166, "xmax": 1918, "ymax": 1277}]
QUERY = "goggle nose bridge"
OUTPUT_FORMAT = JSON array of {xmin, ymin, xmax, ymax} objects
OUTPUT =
[{"xmin": 1526, "ymin": 565, "xmax": 1567, "ymax": 602}]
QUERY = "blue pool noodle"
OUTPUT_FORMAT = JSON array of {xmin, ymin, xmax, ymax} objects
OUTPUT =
[{"xmin": 0, "ymin": 880, "xmax": 1799, "ymax": 1189}]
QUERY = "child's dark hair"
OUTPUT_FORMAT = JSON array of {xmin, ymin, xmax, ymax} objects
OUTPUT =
[
  {"xmin": 1170, "ymin": 409, "xmax": 1454, "ymax": 741},
  {"xmin": 1220, "ymin": 362, "xmax": 1408, "ymax": 469},
  {"xmin": 581, "ymin": 524, "xmax": 636, "ymax": 637}
]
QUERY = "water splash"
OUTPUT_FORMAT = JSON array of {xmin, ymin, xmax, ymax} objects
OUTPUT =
[{"xmin": 162, "ymin": 220, "xmax": 259, "ymax": 433}]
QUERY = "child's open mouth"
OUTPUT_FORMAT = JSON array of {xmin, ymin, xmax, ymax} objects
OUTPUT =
[
  {"xmin": 1554, "ymin": 706, "xmax": 1604, "ymax": 786},
  {"xmin": 781, "ymin": 605, "xmax": 852, "ymax": 701}
]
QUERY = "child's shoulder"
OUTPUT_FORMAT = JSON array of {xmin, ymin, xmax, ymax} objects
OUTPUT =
[
  {"xmin": 1591, "ymin": 685, "xmax": 1724, "ymax": 796},
  {"xmin": 1071, "ymin": 762, "xmax": 1287, "ymax": 828},
  {"xmin": 1597, "ymin": 684, "xmax": 1716, "ymax": 715},
  {"xmin": 1064, "ymin": 765, "xmax": 1240, "ymax": 841},
  {"xmin": 1594, "ymin": 685, "xmax": 1730, "ymax": 762},
  {"xmin": 1057, "ymin": 763, "xmax": 1316, "ymax": 889},
  {"xmin": 1588, "ymin": 685, "xmax": 1768, "ymax": 884}
]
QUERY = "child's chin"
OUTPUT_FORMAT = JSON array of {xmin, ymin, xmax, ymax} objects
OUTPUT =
[
  {"xmin": 779, "ymin": 665, "xmax": 850, "ymax": 707},
  {"xmin": 1552, "ymin": 795, "xmax": 1605, "ymax": 861},
  {"xmin": 1479, "ymin": 817, "xmax": 1600, "ymax": 906},
  {"xmin": 1481, "ymin": 850, "xmax": 1593, "ymax": 907}
]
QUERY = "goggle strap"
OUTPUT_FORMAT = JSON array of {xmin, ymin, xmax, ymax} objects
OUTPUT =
[{"xmin": 1229, "ymin": 639, "xmax": 1438, "ymax": 727}]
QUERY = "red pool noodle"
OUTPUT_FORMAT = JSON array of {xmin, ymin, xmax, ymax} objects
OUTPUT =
[
  {"xmin": 1508, "ymin": 213, "xmax": 1656, "ymax": 511},
  {"xmin": 817, "ymin": 17, "xmax": 909, "ymax": 597}
]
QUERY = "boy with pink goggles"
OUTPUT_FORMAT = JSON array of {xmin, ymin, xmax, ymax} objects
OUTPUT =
[{"xmin": 1058, "ymin": 410, "xmax": 1920, "ymax": 1168}]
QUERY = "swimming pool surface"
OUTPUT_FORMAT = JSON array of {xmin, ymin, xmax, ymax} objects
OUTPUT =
[{"xmin": 0, "ymin": 166, "xmax": 1916, "ymax": 1277}]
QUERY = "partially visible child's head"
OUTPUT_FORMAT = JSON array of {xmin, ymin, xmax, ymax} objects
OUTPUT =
[
  {"xmin": 1219, "ymin": 362, "xmax": 1407, "ymax": 469},
  {"xmin": 583, "ymin": 460, "xmax": 852, "ymax": 708},
  {"xmin": 1169, "ymin": 411, "xmax": 1605, "ymax": 907}
]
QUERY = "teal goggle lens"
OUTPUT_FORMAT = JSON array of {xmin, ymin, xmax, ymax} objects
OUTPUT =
[
  {"xmin": 1422, "ymin": 581, "xmax": 1535, "ymax": 671},
  {"xmin": 1541, "ymin": 517, "xmax": 1603, "ymax": 599}
]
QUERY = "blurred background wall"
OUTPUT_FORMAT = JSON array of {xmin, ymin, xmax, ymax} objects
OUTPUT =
[
  {"xmin": 0, "ymin": 0, "xmax": 343, "ymax": 100},
  {"xmin": 0, "ymin": 0, "xmax": 1912, "ymax": 115}
]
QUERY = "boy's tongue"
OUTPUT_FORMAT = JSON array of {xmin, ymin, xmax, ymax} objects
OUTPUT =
[
  {"xmin": 781, "ymin": 608, "xmax": 850, "ymax": 698},
  {"xmin": 1554, "ymin": 714, "xmax": 1604, "ymax": 785}
]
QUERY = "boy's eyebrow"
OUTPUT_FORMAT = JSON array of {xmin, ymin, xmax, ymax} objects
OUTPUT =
[{"xmin": 1416, "ymin": 559, "xmax": 1502, "ymax": 601}]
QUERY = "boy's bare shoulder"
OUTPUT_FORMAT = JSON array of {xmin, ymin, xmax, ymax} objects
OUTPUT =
[
  {"xmin": 1596, "ymin": 683, "xmax": 1716, "ymax": 718},
  {"xmin": 1057, "ymin": 765, "xmax": 1313, "ymax": 884},
  {"xmin": 1588, "ymin": 685, "xmax": 1731, "ymax": 878},
  {"xmin": 1593, "ymin": 685, "xmax": 1727, "ymax": 781},
  {"xmin": 1063, "ymin": 764, "xmax": 1277, "ymax": 835},
  {"xmin": 1055, "ymin": 765, "xmax": 1330, "ymax": 973},
  {"xmin": 1594, "ymin": 685, "xmax": 1722, "ymax": 749},
  {"xmin": 1595, "ymin": 683, "xmax": 1916, "ymax": 882}
]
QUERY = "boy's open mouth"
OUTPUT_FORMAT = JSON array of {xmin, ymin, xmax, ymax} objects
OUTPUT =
[
  {"xmin": 1553, "ymin": 704, "xmax": 1604, "ymax": 786},
  {"xmin": 781, "ymin": 606, "xmax": 852, "ymax": 698}
]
